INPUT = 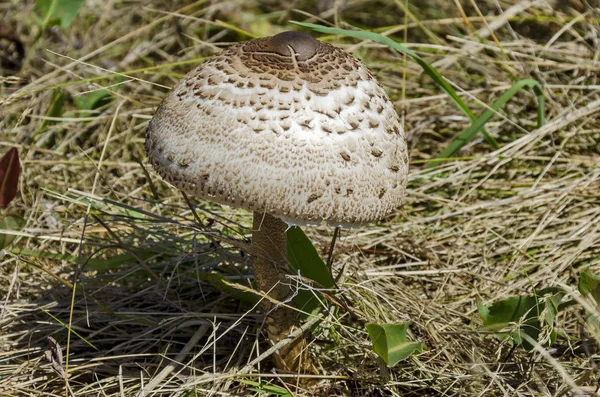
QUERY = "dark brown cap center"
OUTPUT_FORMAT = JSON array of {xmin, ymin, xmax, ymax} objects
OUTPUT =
[{"xmin": 264, "ymin": 31, "xmax": 320, "ymax": 61}]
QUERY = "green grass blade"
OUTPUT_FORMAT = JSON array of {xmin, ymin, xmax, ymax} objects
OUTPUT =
[
  {"xmin": 198, "ymin": 272, "xmax": 260, "ymax": 305},
  {"xmin": 291, "ymin": 21, "xmax": 499, "ymax": 149},
  {"xmin": 429, "ymin": 78, "xmax": 545, "ymax": 167},
  {"xmin": 39, "ymin": 307, "xmax": 99, "ymax": 351}
]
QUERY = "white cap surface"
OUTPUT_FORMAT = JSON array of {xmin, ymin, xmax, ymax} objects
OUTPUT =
[{"xmin": 146, "ymin": 31, "xmax": 409, "ymax": 226}]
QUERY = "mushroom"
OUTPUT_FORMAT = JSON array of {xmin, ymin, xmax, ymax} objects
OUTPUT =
[{"xmin": 145, "ymin": 31, "xmax": 409, "ymax": 371}]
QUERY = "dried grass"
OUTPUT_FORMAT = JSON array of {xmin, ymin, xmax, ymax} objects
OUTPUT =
[{"xmin": 1, "ymin": 0, "xmax": 600, "ymax": 396}]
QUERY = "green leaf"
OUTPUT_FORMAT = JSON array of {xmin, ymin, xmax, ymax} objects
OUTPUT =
[
  {"xmin": 579, "ymin": 270, "xmax": 600, "ymax": 304},
  {"xmin": 542, "ymin": 289, "xmax": 563, "ymax": 326},
  {"xmin": 74, "ymin": 89, "xmax": 112, "ymax": 111},
  {"xmin": 365, "ymin": 322, "xmax": 422, "ymax": 366},
  {"xmin": 287, "ymin": 227, "xmax": 334, "ymax": 288},
  {"xmin": 477, "ymin": 289, "xmax": 564, "ymax": 351},
  {"xmin": 476, "ymin": 299, "xmax": 490, "ymax": 324},
  {"xmin": 47, "ymin": 89, "xmax": 65, "ymax": 118},
  {"xmin": 543, "ymin": 292, "xmax": 563, "ymax": 345},
  {"xmin": 287, "ymin": 227, "xmax": 334, "ymax": 316},
  {"xmin": 35, "ymin": 0, "xmax": 85, "ymax": 29},
  {"xmin": 481, "ymin": 295, "xmax": 536, "ymax": 330},
  {"xmin": 0, "ymin": 215, "xmax": 26, "ymax": 249},
  {"xmin": 34, "ymin": 88, "xmax": 65, "ymax": 144},
  {"xmin": 74, "ymin": 76, "xmax": 124, "ymax": 112},
  {"xmin": 291, "ymin": 22, "xmax": 499, "ymax": 150},
  {"xmin": 577, "ymin": 271, "xmax": 600, "ymax": 328}
]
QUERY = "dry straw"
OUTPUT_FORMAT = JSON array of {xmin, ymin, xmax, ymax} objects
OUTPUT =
[{"xmin": 1, "ymin": 0, "xmax": 599, "ymax": 396}]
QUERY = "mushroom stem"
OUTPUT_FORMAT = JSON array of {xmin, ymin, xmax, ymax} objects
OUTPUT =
[{"xmin": 252, "ymin": 211, "xmax": 307, "ymax": 371}]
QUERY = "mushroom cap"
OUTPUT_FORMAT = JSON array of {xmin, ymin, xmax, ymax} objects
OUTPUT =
[{"xmin": 146, "ymin": 31, "xmax": 409, "ymax": 227}]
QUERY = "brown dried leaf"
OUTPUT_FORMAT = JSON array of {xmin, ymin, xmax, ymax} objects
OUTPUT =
[
  {"xmin": 45, "ymin": 336, "xmax": 66, "ymax": 378},
  {"xmin": 0, "ymin": 147, "xmax": 21, "ymax": 208}
]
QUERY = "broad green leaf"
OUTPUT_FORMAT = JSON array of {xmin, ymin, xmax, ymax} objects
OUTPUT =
[
  {"xmin": 74, "ymin": 76, "xmax": 125, "ymax": 112},
  {"xmin": 578, "ymin": 270, "xmax": 600, "ymax": 304},
  {"xmin": 477, "ymin": 289, "xmax": 564, "ymax": 351},
  {"xmin": 287, "ymin": 227, "xmax": 333, "ymax": 288},
  {"xmin": 542, "ymin": 289, "xmax": 563, "ymax": 326},
  {"xmin": 0, "ymin": 215, "xmax": 26, "ymax": 249},
  {"xmin": 577, "ymin": 271, "xmax": 600, "ymax": 328},
  {"xmin": 35, "ymin": 0, "xmax": 86, "ymax": 29},
  {"xmin": 36, "ymin": 88, "xmax": 65, "ymax": 136},
  {"xmin": 480, "ymin": 295, "xmax": 536, "ymax": 331},
  {"xmin": 47, "ymin": 89, "xmax": 65, "ymax": 118},
  {"xmin": 476, "ymin": 299, "xmax": 490, "ymax": 324},
  {"xmin": 543, "ymin": 292, "xmax": 563, "ymax": 345},
  {"xmin": 366, "ymin": 322, "xmax": 422, "ymax": 366},
  {"xmin": 479, "ymin": 295, "xmax": 540, "ymax": 349},
  {"xmin": 74, "ymin": 89, "xmax": 111, "ymax": 111},
  {"xmin": 287, "ymin": 227, "xmax": 333, "ymax": 316}
]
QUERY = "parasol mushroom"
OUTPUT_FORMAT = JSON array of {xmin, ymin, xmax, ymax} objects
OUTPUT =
[{"xmin": 145, "ymin": 30, "xmax": 409, "ymax": 371}]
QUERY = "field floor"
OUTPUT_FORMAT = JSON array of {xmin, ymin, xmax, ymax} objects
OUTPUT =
[{"xmin": 1, "ymin": 0, "xmax": 600, "ymax": 396}]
